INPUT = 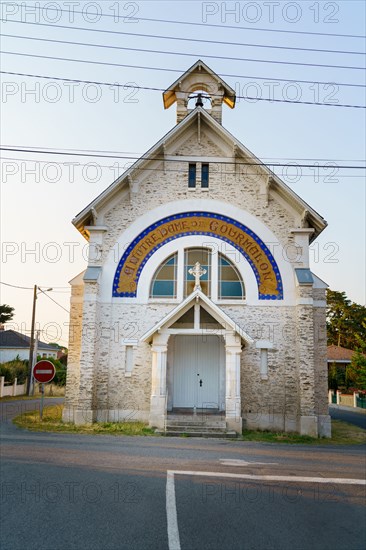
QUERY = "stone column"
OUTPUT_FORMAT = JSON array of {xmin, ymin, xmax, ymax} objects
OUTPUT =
[
  {"xmin": 149, "ymin": 332, "xmax": 169, "ymax": 429},
  {"xmin": 62, "ymin": 279, "xmax": 84, "ymax": 423},
  {"xmin": 73, "ymin": 281, "xmax": 99, "ymax": 425},
  {"xmin": 296, "ymin": 287, "xmax": 318, "ymax": 437},
  {"xmin": 225, "ymin": 332, "xmax": 242, "ymax": 433}
]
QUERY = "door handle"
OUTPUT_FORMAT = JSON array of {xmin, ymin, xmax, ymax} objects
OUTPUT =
[{"xmin": 199, "ymin": 379, "xmax": 203, "ymax": 387}]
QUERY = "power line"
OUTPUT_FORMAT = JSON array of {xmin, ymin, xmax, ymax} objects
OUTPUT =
[
  {"xmin": 2, "ymin": 155, "xmax": 364, "ymax": 178},
  {"xmin": 4, "ymin": 20, "xmax": 365, "ymax": 56},
  {"xmin": 3, "ymin": 146, "xmax": 365, "ymax": 163},
  {"xmin": 0, "ymin": 281, "xmax": 70, "ymax": 291},
  {"xmin": 5, "ymin": 8, "xmax": 366, "ymax": 38},
  {"xmin": 2, "ymin": 33, "xmax": 365, "ymax": 71},
  {"xmin": 1, "ymin": 71, "xmax": 364, "ymax": 109},
  {"xmin": 2, "ymin": 62, "xmax": 364, "ymax": 91},
  {"xmin": 0, "ymin": 281, "xmax": 33, "ymax": 290},
  {"xmin": 1, "ymin": 147, "xmax": 365, "ymax": 169},
  {"xmin": 2, "ymin": 45, "xmax": 364, "ymax": 73},
  {"xmin": 38, "ymin": 288, "xmax": 70, "ymax": 314}
]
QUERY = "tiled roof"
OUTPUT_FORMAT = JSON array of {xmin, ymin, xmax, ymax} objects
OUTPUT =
[
  {"xmin": 327, "ymin": 345, "xmax": 355, "ymax": 362},
  {"xmin": 0, "ymin": 330, "xmax": 58, "ymax": 350}
]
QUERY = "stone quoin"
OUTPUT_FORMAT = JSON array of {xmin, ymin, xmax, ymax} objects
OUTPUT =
[{"xmin": 63, "ymin": 60, "xmax": 331, "ymax": 437}]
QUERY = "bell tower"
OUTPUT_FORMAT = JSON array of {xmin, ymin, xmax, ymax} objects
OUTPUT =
[{"xmin": 162, "ymin": 60, "xmax": 236, "ymax": 124}]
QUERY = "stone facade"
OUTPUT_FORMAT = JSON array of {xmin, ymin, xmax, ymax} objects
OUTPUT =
[{"xmin": 63, "ymin": 61, "xmax": 330, "ymax": 437}]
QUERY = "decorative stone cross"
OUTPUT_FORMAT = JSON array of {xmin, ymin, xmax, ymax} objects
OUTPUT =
[{"xmin": 188, "ymin": 261, "xmax": 207, "ymax": 291}]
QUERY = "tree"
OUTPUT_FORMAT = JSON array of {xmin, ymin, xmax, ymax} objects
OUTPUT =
[
  {"xmin": 0, "ymin": 304, "xmax": 14, "ymax": 324},
  {"xmin": 326, "ymin": 290, "xmax": 366, "ymax": 350},
  {"xmin": 348, "ymin": 322, "xmax": 366, "ymax": 391}
]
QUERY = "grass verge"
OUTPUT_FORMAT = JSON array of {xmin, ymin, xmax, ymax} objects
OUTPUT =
[
  {"xmin": 13, "ymin": 404, "xmax": 155, "ymax": 436},
  {"xmin": 12, "ymin": 405, "xmax": 366, "ymax": 444},
  {"xmin": 242, "ymin": 420, "xmax": 366, "ymax": 445},
  {"xmin": 1, "ymin": 395, "xmax": 62, "ymax": 402}
]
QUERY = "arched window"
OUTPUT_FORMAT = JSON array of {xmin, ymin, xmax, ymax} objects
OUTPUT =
[
  {"xmin": 150, "ymin": 253, "xmax": 177, "ymax": 298},
  {"xmin": 149, "ymin": 249, "xmax": 245, "ymax": 301},
  {"xmin": 184, "ymin": 248, "xmax": 211, "ymax": 297},
  {"xmin": 218, "ymin": 253, "xmax": 245, "ymax": 299}
]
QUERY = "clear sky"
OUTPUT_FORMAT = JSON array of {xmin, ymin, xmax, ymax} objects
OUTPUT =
[{"xmin": 1, "ymin": 0, "xmax": 365, "ymax": 347}]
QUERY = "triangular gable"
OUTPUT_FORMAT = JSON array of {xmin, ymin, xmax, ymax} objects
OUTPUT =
[
  {"xmin": 73, "ymin": 107, "xmax": 327, "ymax": 241},
  {"xmin": 162, "ymin": 59, "xmax": 236, "ymax": 110},
  {"xmin": 141, "ymin": 289, "xmax": 253, "ymax": 344}
]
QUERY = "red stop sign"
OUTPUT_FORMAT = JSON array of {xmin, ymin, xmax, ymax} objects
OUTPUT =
[{"xmin": 33, "ymin": 360, "xmax": 56, "ymax": 383}]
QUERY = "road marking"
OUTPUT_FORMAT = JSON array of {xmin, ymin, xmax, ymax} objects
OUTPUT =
[
  {"xmin": 166, "ymin": 468, "xmax": 365, "ymax": 549},
  {"xmin": 169, "ymin": 470, "xmax": 366, "ymax": 485},
  {"xmin": 219, "ymin": 459, "xmax": 278, "ymax": 467},
  {"xmin": 166, "ymin": 471, "xmax": 181, "ymax": 550}
]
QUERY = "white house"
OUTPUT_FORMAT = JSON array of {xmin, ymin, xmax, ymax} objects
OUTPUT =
[
  {"xmin": 63, "ymin": 61, "xmax": 330, "ymax": 437},
  {"xmin": 0, "ymin": 329, "xmax": 59, "ymax": 362}
]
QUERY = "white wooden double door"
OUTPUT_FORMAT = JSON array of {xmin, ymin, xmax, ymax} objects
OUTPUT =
[{"xmin": 172, "ymin": 335, "xmax": 221, "ymax": 409}]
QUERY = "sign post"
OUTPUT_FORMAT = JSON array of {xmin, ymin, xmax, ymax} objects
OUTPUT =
[{"xmin": 32, "ymin": 360, "xmax": 56, "ymax": 420}]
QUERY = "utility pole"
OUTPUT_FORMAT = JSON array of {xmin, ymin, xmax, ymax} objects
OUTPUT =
[{"xmin": 27, "ymin": 285, "xmax": 37, "ymax": 395}]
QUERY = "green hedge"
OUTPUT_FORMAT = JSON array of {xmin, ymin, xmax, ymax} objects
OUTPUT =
[
  {"xmin": 0, "ymin": 356, "xmax": 67, "ymax": 386},
  {"xmin": 0, "ymin": 358, "xmax": 28, "ymax": 384}
]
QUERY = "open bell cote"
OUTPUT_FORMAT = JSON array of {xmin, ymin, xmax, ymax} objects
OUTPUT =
[{"xmin": 162, "ymin": 59, "xmax": 236, "ymax": 124}]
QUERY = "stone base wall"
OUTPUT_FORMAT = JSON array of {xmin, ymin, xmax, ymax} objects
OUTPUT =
[{"xmin": 64, "ymin": 297, "xmax": 330, "ymax": 437}]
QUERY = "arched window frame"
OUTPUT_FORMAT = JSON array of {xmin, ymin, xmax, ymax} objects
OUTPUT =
[
  {"xmin": 149, "ymin": 247, "xmax": 245, "ymax": 302},
  {"xmin": 149, "ymin": 253, "xmax": 178, "ymax": 299}
]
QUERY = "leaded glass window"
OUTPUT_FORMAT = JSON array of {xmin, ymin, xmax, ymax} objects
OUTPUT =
[
  {"xmin": 150, "ymin": 253, "xmax": 177, "ymax": 298},
  {"xmin": 184, "ymin": 248, "xmax": 211, "ymax": 297},
  {"xmin": 218, "ymin": 253, "xmax": 245, "ymax": 299}
]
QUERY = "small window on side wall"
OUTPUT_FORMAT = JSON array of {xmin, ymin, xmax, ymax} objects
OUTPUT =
[
  {"xmin": 188, "ymin": 164, "xmax": 196, "ymax": 188},
  {"xmin": 125, "ymin": 346, "xmax": 134, "ymax": 377},
  {"xmin": 201, "ymin": 163, "xmax": 209, "ymax": 188}
]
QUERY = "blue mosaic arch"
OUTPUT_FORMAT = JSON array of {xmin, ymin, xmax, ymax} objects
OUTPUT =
[{"xmin": 113, "ymin": 212, "xmax": 283, "ymax": 299}]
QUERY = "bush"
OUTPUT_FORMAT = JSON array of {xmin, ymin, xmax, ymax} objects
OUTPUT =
[{"xmin": 0, "ymin": 359, "xmax": 28, "ymax": 384}]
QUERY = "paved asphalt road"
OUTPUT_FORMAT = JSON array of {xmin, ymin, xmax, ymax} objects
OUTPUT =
[
  {"xmin": 329, "ymin": 404, "xmax": 366, "ymax": 430},
  {"xmin": 1, "ymin": 399, "xmax": 365, "ymax": 550}
]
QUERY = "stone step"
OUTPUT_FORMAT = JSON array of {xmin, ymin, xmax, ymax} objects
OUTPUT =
[
  {"xmin": 167, "ymin": 415, "xmax": 225, "ymax": 422},
  {"xmin": 166, "ymin": 420, "xmax": 226, "ymax": 428},
  {"xmin": 165, "ymin": 425, "xmax": 227, "ymax": 432},
  {"xmin": 163, "ymin": 430, "xmax": 237, "ymax": 439}
]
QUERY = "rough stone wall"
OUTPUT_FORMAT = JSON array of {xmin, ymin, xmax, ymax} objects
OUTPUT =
[
  {"xmin": 77, "ymin": 281, "xmax": 100, "ymax": 412},
  {"xmin": 63, "ymin": 284, "xmax": 84, "ymax": 407},
  {"xmin": 90, "ymin": 301, "xmax": 302, "ymax": 420},
  {"xmin": 296, "ymin": 286, "xmax": 316, "ymax": 418},
  {"xmin": 313, "ymin": 287, "xmax": 328, "ymax": 416},
  {"xmin": 238, "ymin": 306, "xmax": 299, "ymax": 429}
]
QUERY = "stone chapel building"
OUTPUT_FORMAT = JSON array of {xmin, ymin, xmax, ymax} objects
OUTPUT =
[{"xmin": 63, "ymin": 60, "xmax": 331, "ymax": 437}]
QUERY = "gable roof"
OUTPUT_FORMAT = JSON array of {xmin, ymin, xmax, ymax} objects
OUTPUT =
[
  {"xmin": 73, "ymin": 106, "xmax": 327, "ymax": 242},
  {"xmin": 141, "ymin": 289, "xmax": 254, "ymax": 344},
  {"xmin": 327, "ymin": 345, "xmax": 356, "ymax": 362},
  {"xmin": 162, "ymin": 59, "xmax": 236, "ymax": 110},
  {"xmin": 0, "ymin": 330, "xmax": 59, "ymax": 351}
]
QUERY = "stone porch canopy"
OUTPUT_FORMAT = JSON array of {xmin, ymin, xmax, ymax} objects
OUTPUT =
[{"xmin": 141, "ymin": 289, "xmax": 254, "ymax": 432}]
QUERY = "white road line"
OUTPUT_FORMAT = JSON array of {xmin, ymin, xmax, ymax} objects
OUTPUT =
[
  {"xmin": 166, "ymin": 471, "xmax": 181, "ymax": 550},
  {"xmin": 219, "ymin": 459, "xmax": 278, "ymax": 466},
  {"xmin": 169, "ymin": 470, "xmax": 366, "ymax": 486}
]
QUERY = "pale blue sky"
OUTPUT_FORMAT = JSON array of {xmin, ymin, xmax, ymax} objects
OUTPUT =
[{"xmin": 1, "ymin": 0, "xmax": 365, "ymax": 345}]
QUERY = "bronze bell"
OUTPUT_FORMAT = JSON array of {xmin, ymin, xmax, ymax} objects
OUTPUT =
[{"xmin": 195, "ymin": 93, "xmax": 204, "ymax": 108}]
